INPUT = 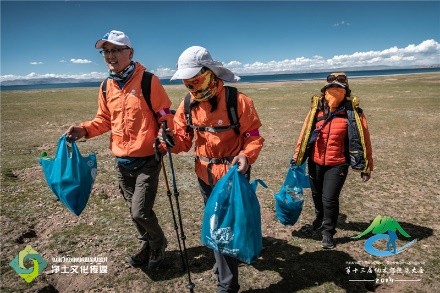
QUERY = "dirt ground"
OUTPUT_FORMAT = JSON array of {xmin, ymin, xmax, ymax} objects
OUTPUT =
[{"xmin": 1, "ymin": 73, "xmax": 439, "ymax": 292}]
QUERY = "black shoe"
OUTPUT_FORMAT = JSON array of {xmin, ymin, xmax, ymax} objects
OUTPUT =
[
  {"xmin": 300, "ymin": 222, "xmax": 323, "ymax": 235},
  {"xmin": 148, "ymin": 238, "xmax": 168, "ymax": 269},
  {"xmin": 312, "ymin": 219, "xmax": 323, "ymax": 231},
  {"xmin": 322, "ymin": 235, "xmax": 335, "ymax": 249},
  {"xmin": 128, "ymin": 241, "xmax": 150, "ymax": 268}
]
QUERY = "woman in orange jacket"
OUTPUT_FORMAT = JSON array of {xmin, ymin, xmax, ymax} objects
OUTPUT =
[
  {"xmin": 65, "ymin": 30, "xmax": 173, "ymax": 270},
  {"xmin": 292, "ymin": 72, "xmax": 373, "ymax": 249},
  {"xmin": 160, "ymin": 46, "xmax": 264, "ymax": 293}
]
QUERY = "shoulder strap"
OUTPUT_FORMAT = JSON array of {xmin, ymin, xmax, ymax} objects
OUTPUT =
[
  {"xmin": 101, "ymin": 78, "xmax": 109, "ymax": 101},
  {"xmin": 183, "ymin": 87, "xmax": 240, "ymax": 135},
  {"xmin": 184, "ymin": 93, "xmax": 193, "ymax": 133},
  {"xmin": 348, "ymin": 96, "xmax": 363, "ymax": 115},
  {"xmin": 224, "ymin": 86, "xmax": 240, "ymax": 135},
  {"xmin": 141, "ymin": 71, "xmax": 157, "ymax": 124},
  {"xmin": 101, "ymin": 71, "xmax": 157, "ymax": 123}
]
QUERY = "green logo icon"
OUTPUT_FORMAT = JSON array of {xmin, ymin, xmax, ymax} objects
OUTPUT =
[
  {"xmin": 353, "ymin": 215, "xmax": 417, "ymax": 257},
  {"xmin": 9, "ymin": 245, "xmax": 47, "ymax": 283}
]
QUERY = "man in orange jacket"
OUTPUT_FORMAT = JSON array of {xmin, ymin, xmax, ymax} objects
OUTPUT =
[
  {"xmin": 65, "ymin": 30, "xmax": 173, "ymax": 269},
  {"xmin": 159, "ymin": 46, "xmax": 264, "ymax": 293}
]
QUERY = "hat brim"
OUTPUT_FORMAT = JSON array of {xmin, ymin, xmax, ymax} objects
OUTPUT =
[
  {"xmin": 206, "ymin": 65, "xmax": 240, "ymax": 83},
  {"xmin": 95, "ymin": 39, "xmax": 131, "ymax": 49},
  {"xmin": 170, "ymin": 65, "xmax": 240, "ymax": 83},
  {"xmin": 321, "ymin": 81, "xmax": 347, "ymax": 92},
  {"xmin": 170, "ymin": 67, "xmax": 203, "ymax": 80}
]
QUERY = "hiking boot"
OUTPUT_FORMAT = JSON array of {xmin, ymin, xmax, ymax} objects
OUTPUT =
[
  {"xmin": 148, "ymin": 238, "xmax": 168, "ymax": 269},
  {"xmin": 127, "ymin": 241, "xmax": 150, "ymax": 268},
  {"xmin": 322, "ymin": 235, "xmax": 335, "ymax": 249}
]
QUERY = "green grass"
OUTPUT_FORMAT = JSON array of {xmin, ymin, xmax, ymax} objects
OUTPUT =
[{"xmin": 1, "ymin": 73, "xmax": 439, "ymax": 292}]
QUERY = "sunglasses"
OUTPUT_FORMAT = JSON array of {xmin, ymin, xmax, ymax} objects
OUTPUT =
[
  {"xmin": 327, "ymin": 74, "xmax": 347, "ymax": 83},
  {"xmin": 99, "ymin": 47, "xmax": 131, "ymax": 57}
]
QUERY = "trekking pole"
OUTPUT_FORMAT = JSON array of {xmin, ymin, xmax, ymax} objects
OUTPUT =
[
  {"xmin": 154, "ymin": 138, "xmax": 186, "ymax": 270},
  {"xmin": 161, "ymin": 121, "xmax": 195, "ymax": 293}
]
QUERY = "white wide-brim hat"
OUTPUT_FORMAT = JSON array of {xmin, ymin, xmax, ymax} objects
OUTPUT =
[{"xmin": 171, "ymin": 46, "xmax": 240, "ymax": 82}]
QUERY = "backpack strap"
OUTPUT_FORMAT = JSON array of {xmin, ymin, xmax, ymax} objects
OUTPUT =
[
  {"xmin": 101, "ymin": 71, "xmax": 157, "ymax": 124},
  {"xmin": 225, "ymin": 86, "xmax": 240, "ymax": 135},
  {"xmin": 101, "ymin": 78, "xmax": 109, "ymax": 100},
  {"xmin": 183, "ymin": 86, "xmax": 240, "ymax": 135},
  {"xmin": 140, "ymin": 71, "xmax": 157, "ymax": 125},
  {"xmin": 184, "ymin": 93, "xmax": 193, "ymax": 133}
]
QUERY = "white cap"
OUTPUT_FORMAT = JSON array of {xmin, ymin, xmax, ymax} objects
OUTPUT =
[
  {"xmin": 170, "ymin": 46, "xmax": 240, "ymax": 82},
  {"xmin": 95, "ymin": 30, "xmax": 132, "ymax": 49}
]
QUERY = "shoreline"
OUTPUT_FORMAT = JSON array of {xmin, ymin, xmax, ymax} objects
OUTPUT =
[{"xmin": 1, "ymin": 71, "xmax": 439, "ymax": 91}]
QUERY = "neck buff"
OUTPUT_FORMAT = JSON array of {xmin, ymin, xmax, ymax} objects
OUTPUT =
[
  {"xmin": 325, "ymin": 87, "xmax": 346, "ymax": 112},
  {"xmin": 109, "ymin": 61, "xmax": 135, "ymax": 82},
  {"xmin": 184, "ymin": 69, "xmax": 218, "ymax": 102}
]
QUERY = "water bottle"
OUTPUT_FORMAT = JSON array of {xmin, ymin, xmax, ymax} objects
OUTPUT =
[{"xmin": 286, "ymin": 185, "xmax": 304, "ymax": 201}]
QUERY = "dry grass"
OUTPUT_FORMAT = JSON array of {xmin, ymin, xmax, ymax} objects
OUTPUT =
[{"xmin": 1, "ymin": 73, "xmax": 439, "ymax": 292}]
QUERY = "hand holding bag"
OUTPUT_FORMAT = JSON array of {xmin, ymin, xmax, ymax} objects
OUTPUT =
[
  {"xmin": 201, "ymin": 165, "xmax": 267, "ymax": 264},
  {"xmin": 274, "ymin": 162, "xmax": 310, "ymax": 226},
  {"xmin": 38, "ymin": 136, "xmax": 97, "ymax": 216}
]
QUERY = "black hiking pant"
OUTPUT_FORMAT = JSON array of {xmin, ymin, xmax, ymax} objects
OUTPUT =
[{"xmin": 307, "ymin": 161, "xmax": 349, "ymax": 237}]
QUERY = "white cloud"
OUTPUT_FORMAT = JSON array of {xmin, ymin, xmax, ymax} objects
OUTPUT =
[
  {"xmin": 333, "ymin": 20, "xmax": 350, "ymax": 27},
  {"xmin": 2, "ymin": 39, "xmax": 439, "ymax": 84},
  {"xmin": 70, "ymin": 58, "xmax": 92, "ymax": 64},
  {"xmin": 59, "ymin": 59, "xmax": 66, "ymax": 63},
  {"xmin": 30, "ymin": 61, "xmax": 43, "ymax": 65},
  {"xmin": 325, "ymin": 39, "xmax": 440, "ymax": 69},
  {"xmin": 151, "ymin": 67, "xmax": 176, "ymax": 78},
  {"xmin": 224, "ymin": 39, "xmax": 439, "ymax": 75},
  {"xmin": 0, "ymin": 71, "xmax": 107, "ymax": 84}
]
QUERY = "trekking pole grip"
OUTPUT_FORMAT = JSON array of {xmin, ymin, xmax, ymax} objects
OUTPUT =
[
  {"xmin": 154, "ymin": 138, "xmax": 161, "ymax": 162},
  {"xmin": 161, "ymin": 120, "xmax": 175, "ymax": 148}
]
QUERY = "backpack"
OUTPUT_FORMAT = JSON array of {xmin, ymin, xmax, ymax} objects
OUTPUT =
[
  {"xmin": 184, "ymin": 86, "xmax": 240, "ymax": 135},
  {"xmin": 101, "ymin": 71, "xmax": 158, "ymax": 124}
]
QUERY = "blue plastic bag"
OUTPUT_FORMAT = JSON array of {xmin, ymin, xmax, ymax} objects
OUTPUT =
[
  {"xmin": 274, "ymin": 162, "xmax": 310, "ymax": 226},
  {"xmin": 38, "ymin": 136, "xmax": 97, "ymax": 216},
  {"xmin": 201, "ymin": 165, "xmax": 267, "ymax": 264}
]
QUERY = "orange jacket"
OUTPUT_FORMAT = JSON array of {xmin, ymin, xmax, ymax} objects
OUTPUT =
[
  {"xmin": 81, "ymin": 62, "xmax": 173, "ymax": 157},
  {"xmin": 171, "ymin": 81, "xmax": 264, "ymax": 185},
  {"xmin": 294, "ymin": 106, "xmax": 373, "ymax": 171}
]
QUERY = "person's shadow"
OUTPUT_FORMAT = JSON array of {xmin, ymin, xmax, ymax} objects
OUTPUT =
[
  {"xmin": 140, "ymin": 237, "xmax": 376, "ymax": 292},
  {"xmin": 136, "ymin": 215, "xmax": 433, "ymax": 292},
  {"xmin": 243, "ymin": 236, "xmax": 377, "ymax": 293},
  {"xmin": 292, "ymin": 213, "xmax": 434, "ymax": 246},
  {"xmin": 139, "ymin": 244, "xmax": 214, "ymax": 282}
]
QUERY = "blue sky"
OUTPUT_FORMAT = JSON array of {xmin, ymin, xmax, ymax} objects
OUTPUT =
[{"xmin": 1, "ymin": 1, "xmax": 439, "ymax": 84}]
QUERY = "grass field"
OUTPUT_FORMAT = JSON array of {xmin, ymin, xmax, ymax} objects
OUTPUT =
[{"xmin": 1, "ymin": 73, "xmax": 439, "ymax": 293}]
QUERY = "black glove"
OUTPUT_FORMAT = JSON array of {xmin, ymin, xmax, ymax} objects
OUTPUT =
[{"xmin": 161, "ymin": 121, "xmax": 175, "ymax": 148}]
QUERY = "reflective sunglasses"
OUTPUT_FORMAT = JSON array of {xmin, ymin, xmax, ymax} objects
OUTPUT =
[{"xmin": 327, "ymin": 74, "xmax": 347, "ymax": 83}]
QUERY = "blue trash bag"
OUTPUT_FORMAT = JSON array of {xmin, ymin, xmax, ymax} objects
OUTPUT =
[
  {"xmin": 38, "ymin": 136, "xmax": 97, "ymax": 216},
  {"xmin": 274, "ymin": 162, "xmax": 310, "ymax": 226},
  {"xmin": 201, "ymin": 165, "xmax": 267, "ymax": 264}
]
